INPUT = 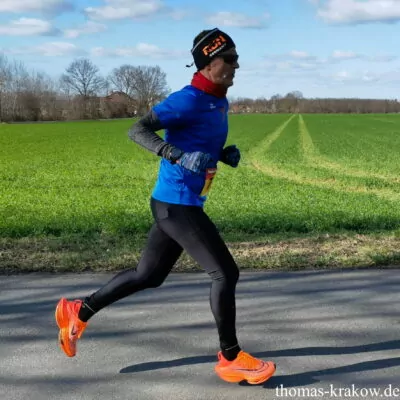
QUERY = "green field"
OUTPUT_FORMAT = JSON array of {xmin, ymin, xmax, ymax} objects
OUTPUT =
[{"xmin": 1, "ymin": 114, "xmax": 399, "ymax": 272}]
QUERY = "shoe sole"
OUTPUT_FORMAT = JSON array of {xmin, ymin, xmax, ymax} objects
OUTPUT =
[
  {"xmin": 216, "ymin": 362, "xmax": 276, "ymax": 385},
  {"xmin": 55, "ymin": 298, "xmax": 75, "ymax": 357}
]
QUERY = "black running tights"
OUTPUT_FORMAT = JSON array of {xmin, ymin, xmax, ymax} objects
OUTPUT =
[{"xmin": 82, "ymin": 197, "xmax": 240, "ymax": 350}]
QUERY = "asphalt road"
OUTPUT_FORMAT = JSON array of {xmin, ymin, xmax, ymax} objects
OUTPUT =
[{"xmin": 1, "ymin": 269, "xmax": 399, "ymax": 400}]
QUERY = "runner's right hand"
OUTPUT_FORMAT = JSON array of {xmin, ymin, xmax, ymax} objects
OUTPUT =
[{"xmin": 177, "ymin": 151, "xmax": 213, "ymax": 175}]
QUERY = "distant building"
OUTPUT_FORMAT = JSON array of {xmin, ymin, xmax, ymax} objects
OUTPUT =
[{"xmin": 100, "ymin": 91, "xmax": 138, "ymax": 118}]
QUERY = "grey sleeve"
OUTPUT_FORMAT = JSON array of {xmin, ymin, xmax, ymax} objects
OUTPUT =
[{"xmin": 128, "ymin": 110, "xmax": 177, "ymax": 159}]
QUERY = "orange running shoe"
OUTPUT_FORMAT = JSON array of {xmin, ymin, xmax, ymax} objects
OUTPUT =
[
  {"xmin": 215, "ymin": 350, "xmax": 276, "ymax": 385},
  {"xmin": 55, "ymin": 298, "xmax": 87, "ymax": 357}
]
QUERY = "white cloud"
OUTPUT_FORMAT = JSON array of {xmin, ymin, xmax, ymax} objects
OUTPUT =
[
  {"xmin": 169, "ymin": 9, "xmax": 190, "ymax": 20},
  {"xmin": 362, "ymin": 72, "xmax": 380, "ymax": 82},
  {"xmin": 326, "ymin": 69, "xmax": 386, "ymax": 85},
  {"xmin": 0, "ymin": 0, "xmax": 73, "ymax": 14},
  {"xmin": 0, "ymin": 18, "xmax": 59, "ymax": 36},
  {"xmin": 250, "ymin": 59, "xmax": 321, "ymax": 75},
  {"xmin": 10, "ymin": 42, "xmax": 84, "ymax": 57},
  {"xmin": 333, "ymin": 70, "xmax": 352, "ymax": 81},
  {"xmin": 206, "ymin": 11, "xmax": 268, "ymax": 28},
  {"xmin": 245, "ymin": 48, "xmax": 400, "ymax": 90},
  {"xmin": 275, "ymin": 61, "xmax": 292, "ymax": 71},
  {"xmin": 64, "ymin": 21, "xmax": 107, "ymax": 38},
  {"xmin": 379, "ymin": 69, "xmax": 400, "ymax": 84},
  {"xmin": 290, "ymin": 50, "xmax": 314, "ymax": 59},
  {"xmin": 264, "ymin": 50, "xmax": 396, "ymax": 68},
  {"xmin": 91, "ymin": 47, "xmax": 108, "ymax": 57},
  {"xmin": 369, "ymin": 54, "xmax": 397, "ymax": 62},
  {"xmin": 91, "ymin": 43, "xmax": 186, "ymax": 59},
  {"xmin": 314, "ymin": 0, "xmax": 400, "ymax": 24},
  {"xmin": 264, "ymin": 52, "xmax": 324, "ymax": 70},
  {"xmin": 332, "ymin": 50, "xmax": 397, "ymax": 62},
  {"xmin": 332, "ymin": 50, "xmax": 359, "ymax": 60},
  {"xmin": 85, "ymin": 0, "xmax": 164, "ymax": 20}
]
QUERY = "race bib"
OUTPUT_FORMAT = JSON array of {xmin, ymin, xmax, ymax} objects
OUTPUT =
[{"xmin": 200, "ymin": 168, "xmax": 217, "ymax": 196}]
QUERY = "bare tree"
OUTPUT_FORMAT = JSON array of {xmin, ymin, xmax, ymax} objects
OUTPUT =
[
  {"xmin": 60, "ymin": 58, "xmax": 105, "ymax": 119},
  {"xmin": 20, "ymin": 71, "xmax": 60, "ymax": 121},
  {"xmin": 108, "ymin": 65, "xmax": 169, "ymax": 115},
  {"xmin": 0, "ymin": 56, "xmax": 31, "ymax": 121},
  {"xmin": 61, "ymin": 58, "xmax": 105, "ymax": 97},
  {"xmin": 280, "ymin": 91, "xmax": 304, "ymax": 113},
  {"xmin": 0, "ymin": 54, "xmax": 10, "ymax": 121},
  {"xmin": 108, "ymin": 65, "xmax": 136, "ymax": 98},
  {"xmin": 134, "ymin": 66, "xmax": 169, "ymax": 114}
]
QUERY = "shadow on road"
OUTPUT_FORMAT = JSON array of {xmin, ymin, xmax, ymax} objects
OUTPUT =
[
  {"xmin": 120, "ymin": 340, "xmax": 400, "ymax": 387},
  {"xmin": 263, "ymin": 356, "xmax": 400, "ymax": 388}
]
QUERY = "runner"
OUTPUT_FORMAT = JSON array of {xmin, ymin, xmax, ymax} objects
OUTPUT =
[{"xmin": 55, "ymin": 27, "xmax": 276, "ymax": 385}]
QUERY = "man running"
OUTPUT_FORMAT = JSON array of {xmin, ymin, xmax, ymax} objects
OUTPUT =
[{"xmin": 55, "ymin": 27, "xmax": 276, "ymax": 385}]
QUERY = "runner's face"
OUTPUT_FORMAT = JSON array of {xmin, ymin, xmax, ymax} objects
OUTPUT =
[{"xmin": 208, "ymin": 48, "xmax": 240, "ymax": 88}]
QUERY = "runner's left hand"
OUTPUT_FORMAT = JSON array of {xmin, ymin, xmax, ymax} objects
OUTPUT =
[{"xmin": 220, "ymin": 145, "xmax": 240, "ymax": 168}]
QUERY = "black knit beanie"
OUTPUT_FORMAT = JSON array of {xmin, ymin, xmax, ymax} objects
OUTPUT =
[{"xmin": 190, "ymin": 28, "xmax": 236, "ymax": 70}]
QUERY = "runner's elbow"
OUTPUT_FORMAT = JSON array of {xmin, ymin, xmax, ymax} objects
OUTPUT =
[{"xmin": 128, "ymin": 121, "xmax": 141, "ymax": 142}]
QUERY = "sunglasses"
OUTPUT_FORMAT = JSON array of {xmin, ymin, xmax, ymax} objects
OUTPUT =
[{"xmin": 219, "ymin": 54, "xmax": 239, "ymax": 65}]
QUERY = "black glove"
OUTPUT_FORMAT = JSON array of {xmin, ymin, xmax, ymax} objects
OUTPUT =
[{"xmin": 220, "ymin": 145, "xmax": 240, "ymax": 168}]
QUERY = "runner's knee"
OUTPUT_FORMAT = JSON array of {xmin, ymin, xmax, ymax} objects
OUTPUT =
[
  {"xmin": 140, "ymin": 274, "xmax": 166, "ymax": 289},
  {"xmin": 121, "ymin": 270, "xmax": 166, "ymax": 290},
  {"xmin": 209, "ymin": 264, "xmax": 239, "ymax": 287}
]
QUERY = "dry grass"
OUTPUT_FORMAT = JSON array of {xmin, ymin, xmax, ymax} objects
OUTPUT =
[
  {"xmin": 230, "ymin": 233, "xmax": 400, "ymax": 270},
  {"xmin": 1, "ymin": 232, "xmax": 399, "ymax": 274}
]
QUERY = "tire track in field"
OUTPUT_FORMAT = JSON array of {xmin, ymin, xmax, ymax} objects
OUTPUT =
[
  {"xmin": 369, "ymin": 117, "xmax": 398, "ymax": 124},
  {"xmin": 299, "ymin": 115, "xmax": 400, "ymax": 184},
  {"xmin": 252, "ymin": 159, "xmax": 400, "ymax": 202},
  {"xmin": 248, "ymin": 115, "xmax": 400, "ymax": 203},
  {"xmin": 248, "ymin": 114, "xmax": 297, "ymax": 158}
]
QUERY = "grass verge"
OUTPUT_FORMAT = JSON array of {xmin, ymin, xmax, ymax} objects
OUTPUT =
[{"xmin": 1, "ymin": 231, "xmax": 399, "ymax": 274}]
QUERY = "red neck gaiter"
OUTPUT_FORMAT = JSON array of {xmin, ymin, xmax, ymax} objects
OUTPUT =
[{"xmin": 191, "ymin": 72, "xmax": 227, "ymax": 98}]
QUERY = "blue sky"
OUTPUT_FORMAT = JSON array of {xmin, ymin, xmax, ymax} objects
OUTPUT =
[{"xmin": 1, "ymin": 0, "xmax": 400, "ymax": 99}]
